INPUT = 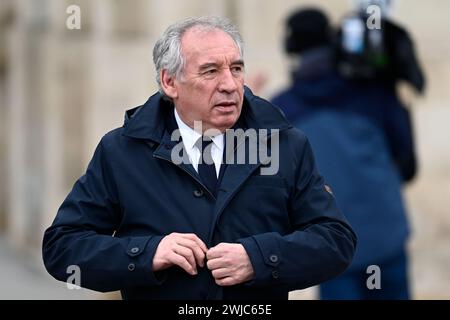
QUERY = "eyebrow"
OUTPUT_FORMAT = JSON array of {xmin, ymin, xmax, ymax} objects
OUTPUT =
[{"xmin": 198, "ymin": 60, "xmax": 245, "ymax": 71}]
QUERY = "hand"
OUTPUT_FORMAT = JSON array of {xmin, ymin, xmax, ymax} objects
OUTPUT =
[
  {"xmin": 152, "ymin": 233, "xmax": 208, "ymax": 275},
  {"xmin": 206, "ymin": 243, "xmax": 254, "ymax": 286}
]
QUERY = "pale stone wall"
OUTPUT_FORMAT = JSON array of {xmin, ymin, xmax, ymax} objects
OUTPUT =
[{"xmin": 1, "ymin": 0, "xmax": 449, "ymax": 299}]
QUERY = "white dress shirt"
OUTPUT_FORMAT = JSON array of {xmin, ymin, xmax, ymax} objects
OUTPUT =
[{"xmin": 174, "ymin": 108, "xmax": 224, "ymax": 177}]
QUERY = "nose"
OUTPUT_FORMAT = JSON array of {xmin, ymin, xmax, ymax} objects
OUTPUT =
[{"xmin": 218, "ymin": 68, "xmax": 239, "ymax": 93}]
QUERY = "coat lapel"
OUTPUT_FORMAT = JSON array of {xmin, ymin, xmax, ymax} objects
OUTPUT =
[{"xmin": 152, "ymin": 125, "xmax": 215, "ymax": 198}]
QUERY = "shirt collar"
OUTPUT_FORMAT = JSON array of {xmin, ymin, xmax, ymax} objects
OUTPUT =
[{"xmin": 174, "ymin": 108, "xmax": 224, "ymax": 152}]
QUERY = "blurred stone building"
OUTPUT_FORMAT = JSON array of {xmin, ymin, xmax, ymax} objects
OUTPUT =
[{"xmin": 0, "ymin": 0, "xmax": 449, "ymax": 299}]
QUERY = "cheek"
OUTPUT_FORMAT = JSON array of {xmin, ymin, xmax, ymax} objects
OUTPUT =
[{"xmin": 193, "ymin": 83, "xmax": 213, "ymax": 98}]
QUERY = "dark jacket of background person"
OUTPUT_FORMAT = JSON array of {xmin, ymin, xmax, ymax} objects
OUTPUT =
[
  {"xmin": 271, "ymin": 48, "xmax": 415, "ymax": 272},
  {"xmin": 42, "ymin": 88, "xmax": 356, "ymax": 300}
]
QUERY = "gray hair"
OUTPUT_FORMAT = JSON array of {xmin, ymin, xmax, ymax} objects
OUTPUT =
[{"xmin": 152, "ymin": 16, "xmax": 244, "ymax": 96}]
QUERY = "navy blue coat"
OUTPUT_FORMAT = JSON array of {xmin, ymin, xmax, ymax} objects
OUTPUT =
[
  {"xmin": 43, "ymin": 88, "xmax": 356, "ymax": 299},
  {"xmin": 272, "ymin": 72, "xmax": 413, "ymax": 270}
]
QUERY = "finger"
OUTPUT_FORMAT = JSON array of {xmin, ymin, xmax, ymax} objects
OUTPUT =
[
  {"xmin": 206, "ymin": 247, "xmax": 222, "ymax": 260},
  {"xmin": 176, "ymin": 238, "xmax": 206, "ymax": 267},
  {"xmin": 173, "ymin": 245, "xmax": 197, "ymax": 273},
  {"xmin": 190, "ymin": 245, "xmax": 206, "ymax": 268},
  {"xmin": 215, "ymin": 277, "xmax": 235, "ymax": 287},
  {"xmin": 206, "ymin": 257, "xmax": 223, "ymax": 270},
  {"xmin": 182, "ymin": 234, "xmax": 208, "ymax": 253},
  {"xmin": 211, "ymin": 268, "xmax": 229, "ymax": 280},
  {"xmin": 170, "ymin": 252, "xmax": 197, "ymax": 275}
]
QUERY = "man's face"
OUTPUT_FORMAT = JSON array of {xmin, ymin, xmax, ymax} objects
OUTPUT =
[{"xmin": 165, "ymin": 27, "xmax": 245, "ymax": 133}]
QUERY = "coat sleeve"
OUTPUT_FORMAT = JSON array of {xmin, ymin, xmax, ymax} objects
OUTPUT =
[
  {"xmin": 382, "ymin": 92, "xmax": 417, "ymax": 182},
  {"xmin": 238, "ymin": 135, "xmax": 357, "ymax": 290},
  {"xmin": 42, "ymin": 136, "xmax": 165, "ymax": 292}
]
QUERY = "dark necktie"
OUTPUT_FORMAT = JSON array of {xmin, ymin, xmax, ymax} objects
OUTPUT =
[{"xmin": 196, "ymin": 137, "xmax": 218, "ymax": 195}]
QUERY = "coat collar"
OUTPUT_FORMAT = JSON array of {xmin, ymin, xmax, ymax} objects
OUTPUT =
[{"xmin": 122, "ymin": 87, "xmax": 292, "ymax": 143}]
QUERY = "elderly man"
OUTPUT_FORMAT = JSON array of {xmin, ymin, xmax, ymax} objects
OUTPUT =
[{"xmin": 43, "ymin": 16, "xmax": 356, "ymax": 300}]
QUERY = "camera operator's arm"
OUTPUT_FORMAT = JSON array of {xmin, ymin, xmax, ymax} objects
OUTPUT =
[{"xmin": 383, "ymin": 92, "xmax": 417, "ymax": 183}]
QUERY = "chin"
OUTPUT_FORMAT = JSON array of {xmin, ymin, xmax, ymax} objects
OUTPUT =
[{"xmin": 216, "ymin": 115, "xmax": 239, "ymax": 130}]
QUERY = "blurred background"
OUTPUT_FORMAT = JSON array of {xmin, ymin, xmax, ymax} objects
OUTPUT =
[{"xmin": 0, "ymin": 0, "xmax": 449, "ymax": 299}]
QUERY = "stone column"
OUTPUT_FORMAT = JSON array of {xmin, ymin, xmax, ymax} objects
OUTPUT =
[
  {"xmin": 0, "ymin": 0, "xmax": 13, "ymax": 232},
  {"xmin": 7, "ymin": 0, "xmax": 39, "ymax": 249}
]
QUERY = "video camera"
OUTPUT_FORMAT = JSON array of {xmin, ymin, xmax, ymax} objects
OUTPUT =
[{"xmin": 335, "ymin": 0, "xmax": 425, "ymax": 93}]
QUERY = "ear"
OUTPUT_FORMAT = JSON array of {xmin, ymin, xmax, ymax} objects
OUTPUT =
[{"xmin": 160, "ymin": 69, "xmax": 178, "ymax": 99}]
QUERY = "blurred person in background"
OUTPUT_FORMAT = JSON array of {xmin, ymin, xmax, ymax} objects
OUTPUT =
[
  {"xmin": 42, "ymin": 16, "xmax": 356, "ymax": 300},
  {"xmin": 271, "ymin": 1, "xmax": 425, "ymax": 299}
]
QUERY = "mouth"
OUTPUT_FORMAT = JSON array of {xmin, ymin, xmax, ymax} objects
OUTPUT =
[{"xmin": 214, "ymin": 101, "xmax": 237, "ymax": 113}]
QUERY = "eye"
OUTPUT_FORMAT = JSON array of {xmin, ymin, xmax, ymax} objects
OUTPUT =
[
  {"xmin": 203, "ymin": 69, "xmax": 218, "ymax": 75},
  {"xmin": 231, "ymin": 66, "xmax": 244, "ymax": 74}
]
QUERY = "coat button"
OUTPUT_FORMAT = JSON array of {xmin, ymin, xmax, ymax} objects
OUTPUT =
[
  {"xmin": 128, "ymin": 263, "xmax": 136, "ymax": 271},
  {"xmin": 269, "ymin": 255, "xmax": 278, "ymax": 263},
  {"xmin": 272, "ymin": 270, "xmax": 279, "ymax": 279},
  {"xmin": 193, "ymin": 189, "xmax": 204, "ymax": 197},
  {"xmin": 130, "ymin": 247, "xmax": 139, "ymax": 254}
]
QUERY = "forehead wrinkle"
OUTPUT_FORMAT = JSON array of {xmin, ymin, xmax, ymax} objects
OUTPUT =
[
  {"xmin": 181, "ymin": 28, "xmax": 239, "ymax": 56},
  {"xmin": 180, "ymin": 29, "xmax": 242, "ymax": 78}
]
